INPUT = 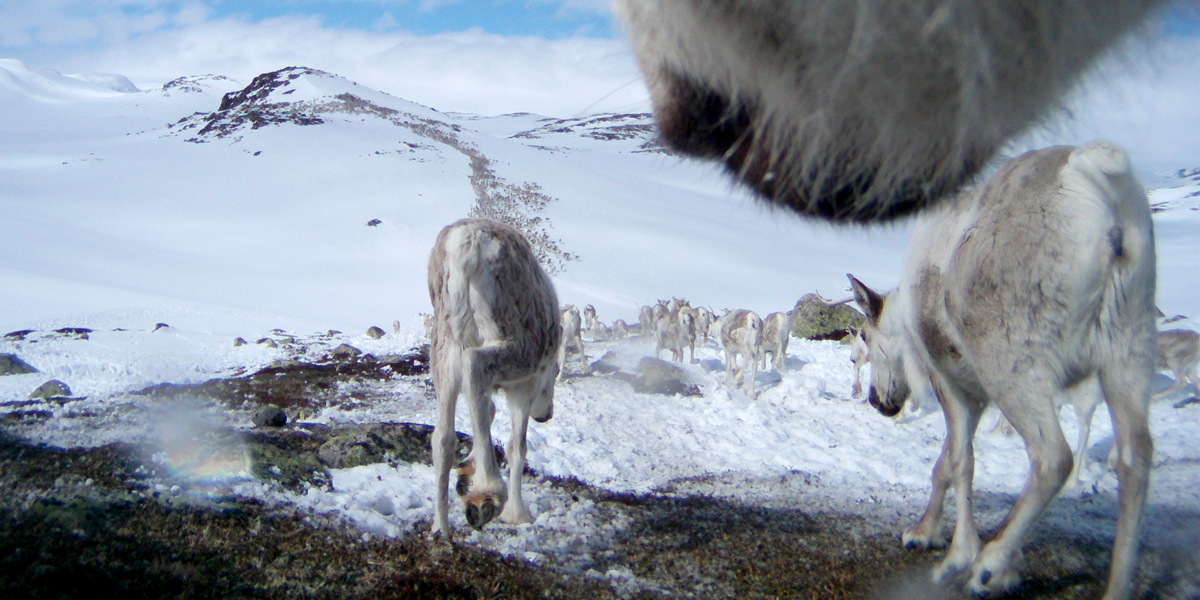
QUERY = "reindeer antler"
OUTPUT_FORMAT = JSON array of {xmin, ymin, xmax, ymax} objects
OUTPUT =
[{"xmin": 816, "ymin": 290, "xmax": 855, "ymax": 307}]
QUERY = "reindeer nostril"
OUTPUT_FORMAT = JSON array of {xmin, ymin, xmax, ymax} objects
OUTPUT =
[{"xmin": 465, "ymin": 504, "xmax": 480, "ymax": 528}]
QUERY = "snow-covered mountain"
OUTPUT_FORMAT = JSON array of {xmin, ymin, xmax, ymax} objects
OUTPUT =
[{"xmin": 1, "ymin": 60, "xmax": 1196, "ymax": 594}]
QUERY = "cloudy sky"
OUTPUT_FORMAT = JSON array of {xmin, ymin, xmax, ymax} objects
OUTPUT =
[{"xmin": 1, "ymin": 1, "xmax": 1197, "ymax": 175}]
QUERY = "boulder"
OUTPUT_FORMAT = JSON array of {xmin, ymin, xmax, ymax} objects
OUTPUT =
[
  {"xmin": 789, "ymin": 293, "xmax": 865, "ymax": 340},
  {"xmin": 30, "ymin": 380, "xmax": 71, "ymax": 399},
  {"xmin": 253, "ymin": 405, "xmax": 288, "ymax": 428},
  {"xmin": 0, "ymin": 353, "xmax": 38, "ymax": 376},
  {"xmin": 330, "ymin": 344, "xmax": 362, "ymax": 362},
  {"xmin": 366, "ymin": 326, "xmax": 386, "ymax": 339},
  {"xmin": 588, "ymin": 351, "xmax": 620, "ymax": 375},
  {"xmin": 614, "ymin": 357, "xmax": 701, "ymax": 397}
]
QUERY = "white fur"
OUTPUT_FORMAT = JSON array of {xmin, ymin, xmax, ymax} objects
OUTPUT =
[
  {"xmin": 427, "ymin": 219, "xmax": 560, "ymax": 539},
  {"xmin": 760, "ymin": 311, "xmax": 790, "ymax": 373},
  {"xmin": 612, "ymin": 319, "xmax": 630, "ymax": 340},
  {"xmin": 850, "ymin": 142, "xmax": 1155, "ymax": 600},
  {"xmin": 558, "ymin": 305, "xmax": 586, "ymax": 379},
  {"xmin": 847, "ymin": 328, "xmax": 869, "ymax": 400},
  {"xmin": 719, "ymin": 309, "xmax": 762, "ymax": 398},
  {"xmin": 1153, "ymin": 328, "xmax": 1200, "ymax": 398},
  {"xmin": 617, "ymin": 0, "xmax": 1168, "ymax": 222},
  {"xmin": 638, "ymin": 305, "xmax": 654, "ymax": 336}
]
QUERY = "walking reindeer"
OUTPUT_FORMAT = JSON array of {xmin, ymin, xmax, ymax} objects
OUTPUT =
[
  {"xmin": 427, "ymin": 219, "xmax": 561, "ymax": 538},
  {"xmin": 850, "ymin": 143, "xmax": 1155, "ymax": 599}
]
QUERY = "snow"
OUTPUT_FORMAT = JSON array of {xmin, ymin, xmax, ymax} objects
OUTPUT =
[{"xmin": 1, "ymin": 59, "xmax": 1197, "ymax": 580}]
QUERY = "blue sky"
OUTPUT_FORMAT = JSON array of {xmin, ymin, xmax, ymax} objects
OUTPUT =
[{"xmin": 206, "ymin": 0, "xmax": 619, "ymax": 37}]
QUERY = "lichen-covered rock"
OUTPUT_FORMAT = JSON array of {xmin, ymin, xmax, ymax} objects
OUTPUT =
[
  {"xmin": 789, "ymin": 293, "xmax": 865, "ymax": 340},
  {"xmin": 30, "ymin": 380, "xmax": 71, "ymax": 399},
  {"xmin": 252, "ymin": 405, "xmax": 287, "ymax": 428},
  {"xmin": 233, "ymin": 337, "xmax": 246, "ymax": 347},
  {"xmin": 255, "ymin": 338, "xmax": 278, "ymax": 348},
  {"xmin": 0, "ymin": 353, "xmax": 38, "ymax": 376},
  {"xmin": 365, "ymin": 326, "xmax": 385, "ymax": 340},
  {"xmin": 589, "ymin": 351, "xmax": 620, "ymax": 375},
  {"xmin": 330, "ymin": 344, "xmax": 362, "ymax": 362},
  {"xmin": 614, "ymin": 357, "xmax": 701, "ymax": 397}
]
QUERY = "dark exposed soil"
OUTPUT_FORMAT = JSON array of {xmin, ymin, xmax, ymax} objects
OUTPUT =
[{"xmin": 1, "ymin": 348, "xmax": 1194, "ymax": 599}]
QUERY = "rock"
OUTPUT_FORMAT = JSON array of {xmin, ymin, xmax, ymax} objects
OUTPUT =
[
  {"xmin": 615, "ymin": 357, "xmax": 701, "ymax": 396},
  {"xmin": 233, "ymin": 337, "xmax": 247, "ymax": 347},
  {"xmin": 0, "ymin": 354, "xmax": 39, "ymax": 375},
  {"xmin": 30, "ymin": 380, "xmax": 71, "ymax": 399},
  {"xmin": 330, "ymin": 344, "xmax": 362, "ymax": 362},
  {"xmin": 53, "ymin": 328, "xmax": 91, "ymax": 340},
  {"xmin": 588, "ymin": 351, "xmax": 621, "ymax": 375},
  {"xmin": 3, "ymin": 330, "xmax": 34, "ymax": 341},
  {"xmin": 365, "ymin": 326, "xmax": 386, "ymax": 340},
  {"xmin": 152, "ymin": 323, "xmax": 170, "ymax": 332},
  {"xmin": 789, "ymin": 293, "xmax": 865, "ymax": 340},
  {"xmin": 256, "ymin": 338, "xmax": 278, "ymax": 348},
  {"xmin": 367, "ymin": 219, "xmax": 382, "ymax": 227},
  {"xmin": 253, "ymin": 405, "xmax": 287, "ymax": 428}
]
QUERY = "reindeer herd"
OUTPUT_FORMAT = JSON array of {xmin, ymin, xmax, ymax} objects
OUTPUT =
[
  {"xmin": 422, "ymin": 144, "xmax": 1198, "ymax": 599},
  {"xmin": 413, "ymin": 1, "xmax": 1198, "ymax": 597}
]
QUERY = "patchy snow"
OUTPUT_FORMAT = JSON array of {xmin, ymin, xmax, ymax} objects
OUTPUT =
[{"xmin": 1, "ymin": 61, "xmax": 1197, "ymax": 582}]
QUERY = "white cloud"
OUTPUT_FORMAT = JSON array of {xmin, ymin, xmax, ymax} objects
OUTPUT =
[
  {"xmin": 1, "ymin": 3, "xmax": 1194, "ymax": 173},
  {"xmin": 16, "ymin": 14, "xmax": 649, "ymax": 116}
]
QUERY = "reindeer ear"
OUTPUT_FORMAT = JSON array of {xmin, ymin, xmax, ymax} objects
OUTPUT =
[{"xmin": 847, "ymin": 274, "xmax": 885, "ymax": 324}]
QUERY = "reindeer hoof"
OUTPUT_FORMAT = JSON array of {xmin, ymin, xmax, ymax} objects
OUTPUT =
[{"xmin": 464, "ymin": 497, "xmax": 500, "ymax": 530}]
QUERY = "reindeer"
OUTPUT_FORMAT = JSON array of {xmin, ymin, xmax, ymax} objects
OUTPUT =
[
  {"xmin": 583, "ymin": 304, "xmax": 598, "ymax": 330},
  {"xmin": 638, "ymin": 305, "xmax": 654, "ymax": 336},
  {"xmin": 1154, "ymin": 328, "xmax": 1199, "ymax": 398},
  {"xmin": 655, "ymin": 309, "xmax": 695, "ymax": 363},
  {"xmin": 427, "ymin": 219, "xmax": 560, "ymax": 539},
  {"xmin": 419, "ymin": 313, "xmax": 434, "ymax": 340},
  {"xmin": 846, "ymin": 328, "xmax": 869, "ymax": 400},
  {"xmin": 693, "ymin": 306, "xmax": 714, "ymax": 344},
  {"xmin": 589, "ymin": 319, "xmax": 612, "ymax": 342},
  {"xmin": 557, "ymin": 305, "xmax": 586, "ymax": 379},
  {"xmin": 612, "ymin": 319, "xmax": 630, "ymax": 340},
  {"xmin": 393, "ymin": 319, "xmax": 402, "ymax": 335},
  {"xmin": 848, "ymin": 143, "xmax": 1155, "ymax": 599},
  {"xmin": 720, "ymin": 309, "xmax": 762, "ymax": 398},
  {"xmin": 616, "ymin": 0, "xmax": 1168, "ymax": 223},
  {"xmin": 760, "ymin": 312, "xmax": 790, "ymax": 373}
]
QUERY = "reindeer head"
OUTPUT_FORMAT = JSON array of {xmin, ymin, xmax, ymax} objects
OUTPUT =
[
  {"xmin": 848, "ymin": 275, "xmax": 910, "ymax": 417},
  {"xmin": 615, "ymin": 1, "xmax": 1155, "ymax": 223}
]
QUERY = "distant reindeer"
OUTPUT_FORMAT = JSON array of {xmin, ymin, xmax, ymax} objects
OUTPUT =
[
  {"xmin": 1154, "ymin": 329, "xmax": 1199, "ymax": 398},
  {"xmin": 418, "ymin": 313, "xmax": 434, "ymax": 340},
  {"xmin": 558, "ymin": 305, "xmax": 586, "ymax": 379},
  {"xmin": 583, "ymin": 304, "xmax": 598, "ymax": 330},
  {"xmin": 393, "ymin": 319, "xmax": 402, "ymax": 335},
  {"xmin": 720, "ymin": 309, "xmax": 762, "ymax": 398},
  {"xmin": 589, "ymin": 319, "xmax": 612, "ymax": 342},
  {"xmin": 847, "ymin": 328, "xmax": 869, "ymax": 400},
  {"xmin": 617, "ymin": 0, "xmax": 1168, "ymax": 223},
  {"xmin": 652, "ymin": 301, "xmax": 670, "ymax": 325},
  {"xmin": 693, "ymin": 306, "xmax": 714, "ymax": 344},
  {"xmin": 655, "ymin": 309, "xmax": 695, "ymax": 363},
  {"xmin": 760, "ymin": 312, "xmax": 790, "ymax": 373},
  {"xmin": 849, "ymin": 143, "xmax": 1155, "ymax": 599},
  {"xmin": 612, "ymin": 319, "xmax": 630, "ymax": 340},
  {"xmin": 427, "ymin": 219, "xmax": 560, "ymax": 539},
  {"xmin": 638, "ymin": 305, "xmax": 654, "ymax": 336}
]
